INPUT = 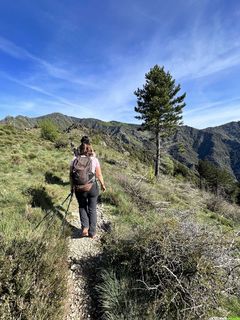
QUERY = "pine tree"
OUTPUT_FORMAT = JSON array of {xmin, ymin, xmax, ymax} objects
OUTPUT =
[
  {"xmin": 198, "ymin": 159, "xmax": 236, "ymax": 197},
  {"xmin": 134, "ymin": 65, "xmax": 186, "ymax": 176}
]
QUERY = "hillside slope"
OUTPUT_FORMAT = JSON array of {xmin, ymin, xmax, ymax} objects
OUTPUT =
[
  {"xmin": 170, "ymin": 122, "xmax": 240, "ymax": 180},
  {"xmin": 1, "ymin": 113, "xmax": 240, "ymax": 180},
  {"xmin": 1, "ymin": 122, "xmax": 240, "ymax": 319}
]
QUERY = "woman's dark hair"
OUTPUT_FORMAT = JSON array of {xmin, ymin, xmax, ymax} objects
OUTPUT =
[
  {"xmin": 81, "ymin": 136, "xmax": 90, "ymax": 144},
  {"xmin": 77, "ymin": 136, "xmax": 93, "ymax": 156}
]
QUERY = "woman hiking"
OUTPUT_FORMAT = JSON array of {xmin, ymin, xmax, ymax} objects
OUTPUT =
[{"xmin": 70, "ymin": 136, "xmax": 106, "ymax": 239}]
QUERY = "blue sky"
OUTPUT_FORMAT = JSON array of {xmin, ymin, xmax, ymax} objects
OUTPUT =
[{"xmin": 0, "ymin": 0, "xmax": 240, "ymax": 129}]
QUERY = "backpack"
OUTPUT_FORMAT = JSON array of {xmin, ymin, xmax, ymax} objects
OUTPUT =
[{"xmin": 71, "ymin": 156, "xmax": 95, "ymax": 192}]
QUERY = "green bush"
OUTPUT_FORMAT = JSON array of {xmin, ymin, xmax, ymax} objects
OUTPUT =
[
  {"xmin": 173, "ymin": 161, "xmax": 190, "ymax": 177},
  {"xmin": 54, "ymin": 135, "xmax": 69, "ymax": 149},
  {"xmin": 198, "ymin": 160, "xmax": 236, "ymax": 198},
  {"xmin": 92, "ymin": 134, "xmax": 101, "ymax": 145},
  {"xmin": 161, "ymin": 155, "xmax": 174, "ymax": 175},
  {"xmin": 147, "ymin": 165, "xmax": 155, "ymax": 183},
  {"xmin": 39, "ymin": 119, "xmax": 59, "ymax": 142}
]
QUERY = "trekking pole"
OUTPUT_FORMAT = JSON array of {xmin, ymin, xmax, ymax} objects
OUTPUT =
[
  {"xmin": 61, "ymin": 192, "xmax": 72, "ymax": 206},
  {"xmin": 34, "ymin": 193, "xmax": 72, "ymax": 231},
  {"xmin": 65, "ymin": 192, "xmax": 73, "ymax": 219},
  {"xmin": 62, "ymin": 192, "xmax": 73, "ymax": 232},
  {"xmin": 33, "ymin": 209, "xmax": 52, "ymax": 230}
]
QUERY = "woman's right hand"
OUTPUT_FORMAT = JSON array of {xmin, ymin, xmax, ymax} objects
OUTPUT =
[{"xmin": 96, "ymin": 165, "xmax": 106, "ymax": 192}]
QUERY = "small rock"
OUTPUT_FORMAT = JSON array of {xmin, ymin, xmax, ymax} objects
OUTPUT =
[
  {"xmin": 70, "ymin": 264, "xmax": 79, "ymax": 271},
  {"xmin": 65, "ymin": 204, "xmax": 110, "ymax": 319}
]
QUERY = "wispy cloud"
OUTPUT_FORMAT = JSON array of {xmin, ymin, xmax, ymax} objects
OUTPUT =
[
  {"xmin": 185, "ymin": 96, "xmax": 240, "ymax": 115},
  {"xmin": 77, "ymin": 28, "xmax": 240, "ymax": 122},
  {"xmin": 0, "ymin": 36, "xmax": 96, "ymax": 87},
  {"xmin": 0, "ymin": 36, "xmax": 30, "ymax": 59},
  {"xmin": 0, "ymin": 1, "xmax": 240, "ymax": 127},
  {"xmin": 184, "ymin": 102, "xmax": 240, "ymax": 129},
  {"xmin": 163, "ymin": 26, "xmax": 240, "ymax": 81},
  {"xmin": 0, "ymin": 71, "xmax": 94, "ymax": 116}
]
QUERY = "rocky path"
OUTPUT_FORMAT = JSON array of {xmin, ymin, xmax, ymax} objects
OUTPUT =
[{"xmin": 65, "ymin": 203, "xmax": 110, "ymax": 320}]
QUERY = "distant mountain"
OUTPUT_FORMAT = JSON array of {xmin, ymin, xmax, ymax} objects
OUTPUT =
[
  {"xmin": 1, "ymin": 113, "xmax": 240, "ymax": 180},
  {"xmin": 169, "ymin": 122, "xmax": 240, "ymax": 180},
  {"xmin": 0, "ymin": 112, "xmax": 154, "ymax": 150},
  {"xmin": 1, "ymin": 113, "xmax": 75, "ymax": 130}
]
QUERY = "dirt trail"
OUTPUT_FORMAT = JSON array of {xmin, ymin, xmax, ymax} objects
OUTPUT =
[{"xmin": 65, "ymin": 203, "xmax": 110, "ymax": 320}]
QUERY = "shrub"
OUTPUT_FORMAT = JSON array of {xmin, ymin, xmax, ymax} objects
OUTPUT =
[
  {"xmin": 54, "ymin": 135, "xmax": 69, "ymax": 149},
  {"xmin": 92, "ymin": 134, "xmax": 101, "ymax": 145},
  {"xmin": 161, "ymin": 155, "xmax": 174, "ymax": 175},
  {"xmin": 0, "ymin": 237, "xmax": 66, "ymax": 319},
  {"xmin": 39, "ymin": 119, "xmax": 59, "ymax": 142},
  {"xmin": 147, "ymin": 165, "xmax": 155, "ymax": 184},
  {"xmin": 198, "ymin": 160, "xmax": 236, "ymax": 197},
  {"xmin": 206, "ymin": 195, "xmax": 240, "ymax": 225},
  {"xmin": 98, "ymin": 218, "xmax": 239, "ymax": 319},
  {"xmin": 173, "ymin": 161, "xmax": 190, "ymax": 177}
]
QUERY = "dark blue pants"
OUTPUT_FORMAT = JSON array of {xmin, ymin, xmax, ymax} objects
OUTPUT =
[{"xmin": 75, "ymin": 182, "xmax": 99, "ymax": 236}]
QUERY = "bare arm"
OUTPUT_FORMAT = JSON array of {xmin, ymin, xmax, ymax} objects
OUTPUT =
[{"xmin": 96, "ymin": 166, "xmax": 106, "ymax": 192}]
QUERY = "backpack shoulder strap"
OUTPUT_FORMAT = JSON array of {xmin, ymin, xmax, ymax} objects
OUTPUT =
[{"xmin": 72, "ymin": 156, "xmax": 79, "ymax": 167}]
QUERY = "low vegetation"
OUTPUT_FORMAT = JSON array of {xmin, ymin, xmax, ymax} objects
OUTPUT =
[
  {"xmin": 0, "ymin": 124, "xmax": 70, "ymax": 319},
  {"xmin": 1, "ymin": 122, "xmax": 240, "ymax": 319},
  {"xmin": 97, "ymin": 148, "xmax": 240, "ymax": 319}
]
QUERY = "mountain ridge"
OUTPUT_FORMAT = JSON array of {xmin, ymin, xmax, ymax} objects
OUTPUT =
[{"xmin": 1, "ymin": 113, "xmax": 240, "ymax": 180}]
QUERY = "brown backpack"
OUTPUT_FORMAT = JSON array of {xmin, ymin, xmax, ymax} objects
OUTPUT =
[{"xmin": 71, "ymin": 156, "xmax": 95, "ymax": 192}]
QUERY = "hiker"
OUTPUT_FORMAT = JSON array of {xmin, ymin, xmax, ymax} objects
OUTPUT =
[{"xmin": 70, "ymin": 136, "xmax": 106, "ymax": 239}]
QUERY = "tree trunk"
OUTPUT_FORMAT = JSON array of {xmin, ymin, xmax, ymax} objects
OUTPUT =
[{"xmin": 155, "ymin": 130, "xmax": 160, "ymax": 177}]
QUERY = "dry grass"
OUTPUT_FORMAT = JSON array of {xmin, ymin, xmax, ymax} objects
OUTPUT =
[{"xmin": 97, "ymin": 159, "xmax": 240, "ymax": 319}]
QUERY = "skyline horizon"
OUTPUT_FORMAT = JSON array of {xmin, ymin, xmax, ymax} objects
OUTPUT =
[{"xmin": 1, "ymin": 110, "xmax": 239, "ymax": 130}]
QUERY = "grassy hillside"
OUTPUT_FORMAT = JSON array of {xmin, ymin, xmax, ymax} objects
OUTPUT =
[
  {"xmin": 1, "ymin": 123, "xmax": 240, "ymax": 319},
  {"xmin": 2, "ymin": 113, "xmax": 240, "ymax": 181},
  {"xmin": 0, "ymin": 124, "xmax": 72, "ymax": 319}
]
